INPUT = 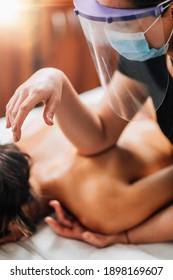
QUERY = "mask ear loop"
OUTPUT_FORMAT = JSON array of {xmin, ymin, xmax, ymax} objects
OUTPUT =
[
  {"xmin": 144, "ymin": 0, "xmax": 173, "ymax": 35},
  {"xmin": 143, "ymin": 14, "xmax": 173, "ymax": 45},
  {"xmin": 143, "ymin": 15, "xmax": 161, "ymax": 35}
]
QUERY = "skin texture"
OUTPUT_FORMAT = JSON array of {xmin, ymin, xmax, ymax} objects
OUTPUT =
[
  {"xmin": 45, "ymin": 200, "xmax": 173, "ymax": 247},
  {"xmin": 2, "ymin": 103, "xmax": 173, "ymax": 246},
  {"xmin": 20, "ymin": 105, "xmax": 173, "ymax": 233},
  {"xmin": 3, "ymin": 0, "xmax": 173, "ymax": 247}
]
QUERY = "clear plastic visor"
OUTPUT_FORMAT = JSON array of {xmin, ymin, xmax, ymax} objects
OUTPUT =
[{"xmin": 79, "ymin": 14, "xmax": 170, "ymax": 120}]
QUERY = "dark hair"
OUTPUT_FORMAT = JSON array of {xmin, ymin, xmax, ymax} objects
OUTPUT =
[
  {"xmin": 132, "ymin": 0, "xmax": 172, "ymax": 8},
  {"xmin": 0, "ymin": 143, "xmax": 35, "ymax": 238}
]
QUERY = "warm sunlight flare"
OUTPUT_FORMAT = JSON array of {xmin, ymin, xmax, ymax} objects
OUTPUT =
[{"xmin": 0, "ymin": 0, "xmax": 25, "ymax": 26}]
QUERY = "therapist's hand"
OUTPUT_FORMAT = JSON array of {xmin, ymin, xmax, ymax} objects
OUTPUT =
[
  {"xmin": 6, "ymin": 68, "xmax": 64, "ymax": 142},
  {"xmin": 45, "ymin": 200, "xmax": 127, "ymax": 248}
]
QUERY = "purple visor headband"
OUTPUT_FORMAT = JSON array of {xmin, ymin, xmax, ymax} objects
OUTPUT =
[{"xmin": 73, "ymin": 0, "xmax": 173, "ymax": 23}]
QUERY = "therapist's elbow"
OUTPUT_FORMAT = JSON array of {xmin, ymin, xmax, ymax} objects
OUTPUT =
[
  {"xmin": 77, "ymin": 144, "xmax": 115, "ymax": 157},
  {"xmin": 76, "ymin": 137, "xmax": 116, "ymax": 157}
]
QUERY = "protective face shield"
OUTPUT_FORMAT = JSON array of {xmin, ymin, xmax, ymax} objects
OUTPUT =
[{"xmin": 74, "ymin": 0, "xmax": 172, "ymax": 120}]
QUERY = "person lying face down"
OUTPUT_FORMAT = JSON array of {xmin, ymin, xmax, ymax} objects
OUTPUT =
[
  {"xmin": 1, "ymin": 100, "xmax": 173, "ymax": 245},
  {"xmin": 2, "ymin": 0, "xmax": 173, "ymax": 247}
]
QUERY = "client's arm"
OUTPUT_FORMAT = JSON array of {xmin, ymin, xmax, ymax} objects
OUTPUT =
[{"xmin": 45, "ymin": 200, "xmax": 173, "ymax": 248}]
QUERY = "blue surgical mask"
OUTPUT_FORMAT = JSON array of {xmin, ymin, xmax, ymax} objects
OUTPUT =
[{"xmin": 105, "ymin": 16, "xmax": 173, "ymax": 61}]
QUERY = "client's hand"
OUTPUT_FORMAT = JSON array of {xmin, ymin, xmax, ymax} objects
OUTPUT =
[
  {"xmin": 45, "ymin": 200, "xmax": 127, "ymax": 248},
  {"xmin": 6, "ymin": 68, "xmax": 64, "ymax": 142},
  {"xmin": 0, "ymin": 221, "xmax": 24, "ymax": 245}
]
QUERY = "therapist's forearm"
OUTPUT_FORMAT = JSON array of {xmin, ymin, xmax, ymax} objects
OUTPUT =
[{"xmin": 55, "ymin": 74, "xmax": 127, "ymax": 155}]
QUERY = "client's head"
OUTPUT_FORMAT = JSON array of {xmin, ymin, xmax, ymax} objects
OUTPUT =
[{"xmin": 0, "ymin": 143, "xmax": 34, "ymax": 237}]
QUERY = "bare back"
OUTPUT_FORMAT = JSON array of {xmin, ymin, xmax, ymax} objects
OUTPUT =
[{"xmin": 17, "ymin": 113, "xmax": 173, "ymax": 232}]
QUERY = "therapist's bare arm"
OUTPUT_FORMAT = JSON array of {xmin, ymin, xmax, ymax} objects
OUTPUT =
[{"xmin": 6, "ymin": 68, "xmax": 128, "ymax": 155}]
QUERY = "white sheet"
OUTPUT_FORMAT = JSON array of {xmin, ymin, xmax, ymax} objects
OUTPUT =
[{"xmin": 0, "ymin": 88, "xmax": 173, "ymax": 260}]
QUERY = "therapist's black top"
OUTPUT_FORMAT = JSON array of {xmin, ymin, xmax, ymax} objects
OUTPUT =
[{"xmin": 118, "ymin": 55, "xmax": 173, "ymax": 141}]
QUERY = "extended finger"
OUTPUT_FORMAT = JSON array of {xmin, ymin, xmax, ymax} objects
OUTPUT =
[
  {"xmin": 44, "ymin": 217, "xmax": 80, "ymax": 239},
  {"xmin": 12, "ymin": 95, "xmax": 42, "ymax": 141},
  {"xmin": 6, "ymin": 90, "xmax": 21, "ymax": 128},
  {"xmin": 10, "ymin": 93, "xmax": 28, "ymax": 129},
  {"xmin": 49, "ymin": 200, "xmax": 73, "ymax": 227},
  {"xmin": 43, "ymin": 95, "xmax": 59, "ymax": 126},
  {"xmin": 6, "ymin": 111, "xmax": 11, "ymax": 129},
  {"xmin": 11, "ymin": 94, "xmax": 30, "ymax": 142}
]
